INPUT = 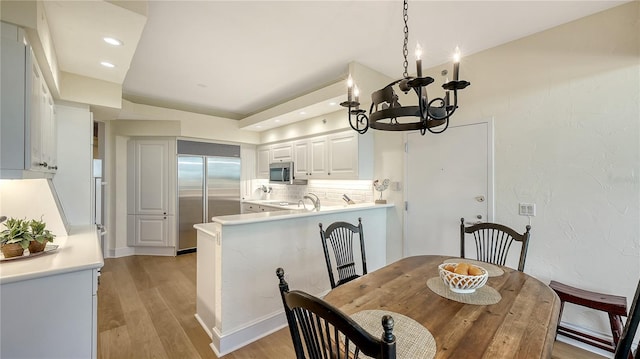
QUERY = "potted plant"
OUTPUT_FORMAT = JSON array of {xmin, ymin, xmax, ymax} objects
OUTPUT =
[
  {"xmin": 28, "ymin": 217, "xmax": 55, "ymax": 253},
  {"xmin": 0, "ymin": 218, "xmax": 32, "ymax": 258}
]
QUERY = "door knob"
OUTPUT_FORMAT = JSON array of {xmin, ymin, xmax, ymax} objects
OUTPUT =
[
  {"xmin": 476, "ymin": 214, "xmax": 482, "ymax": 219},
  {"xmin": 475, "ymin": 195, "xmax": 485, "ymax": 202}
]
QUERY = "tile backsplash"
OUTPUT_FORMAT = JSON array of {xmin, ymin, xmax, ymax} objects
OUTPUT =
[{"xmin": 248, "ymin": 179, "xmax": 375, "ymax": 206}]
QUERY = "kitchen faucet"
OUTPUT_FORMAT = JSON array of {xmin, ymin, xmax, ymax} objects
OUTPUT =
[{"xmin": 300, "ymin": 192, "xmax": 321, "ymax": 211}]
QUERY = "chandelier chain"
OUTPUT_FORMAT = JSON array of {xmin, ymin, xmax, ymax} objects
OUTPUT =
[{"xmin": 402, "ymin": 0, "xmax": 409, "ymax": 78}]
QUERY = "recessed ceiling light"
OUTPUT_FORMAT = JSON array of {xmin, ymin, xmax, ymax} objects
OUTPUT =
[
  {"xmin": 299, "ymin": 111, "xmax": 306, "ymax": 115},
  {"xmin": 103, "ymin": 37, "xmax": 123, "ymax": 46},
  {"xmin": 275, "ymin": 119, "xmax": 281, "ymax": 123},
  {"xmin": 100, "ymin": 61, "xmax": 115, "ymax": 68},
  {"xmin": 329, "ymin": 102, "xmax": 337, "ymax": 106}
]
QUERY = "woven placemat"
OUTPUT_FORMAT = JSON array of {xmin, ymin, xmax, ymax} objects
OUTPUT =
[
  {"xmin": 350, "ymin": 309, "xmax": 436, "ymax": 359},
  {"xmin": 426, "ymin": 277, "xmax": 501, "ymax": 305},
  {"xmin": 443, "ymin": 258, "xmax": 504, "ymax": 277}
]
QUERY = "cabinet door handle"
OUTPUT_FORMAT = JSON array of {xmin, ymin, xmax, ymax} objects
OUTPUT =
[
  {"xmin": 39, "ymin": 162, "xmax": 48, "ymax": 167},
  {"xmin": 163, "ymin": 212, "xmax": 167, "ymax": 215}
]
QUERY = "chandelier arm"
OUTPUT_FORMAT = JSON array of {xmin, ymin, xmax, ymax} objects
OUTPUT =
[
  {"xmin": 347, "ymin": 106, "xmax": 370, "ymax": 134},
  {"xmin": 356, "ymin": 112, "xmax": 369, "ymax": 134},
  {"xmin": 416, "ymin": 86, "xmax": 430, "ymax": 121},
  {"xmin": 427, "ymin": 117, "xmax": 450, "ymax": 134}
]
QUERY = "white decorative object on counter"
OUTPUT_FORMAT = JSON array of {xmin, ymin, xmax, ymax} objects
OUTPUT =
[{"xmin": 373, "ymin": 179, "xmax": 390, "ymax": 204}]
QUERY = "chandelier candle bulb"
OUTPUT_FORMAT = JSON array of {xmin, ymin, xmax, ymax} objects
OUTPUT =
[
  {"xmin": 347, "ymin": 75, "xmax": 354, "ymax": 102},
  {"xmin": 354, "ymin": 86, "xmax": 360, "ymax": 107},
  {"xmin": 453, "ymin": 47, "xmax": 461, "ymax": 81},
  {"xmin": 415, "ymin": 43, "xmax": 423, "ymax": 77}
]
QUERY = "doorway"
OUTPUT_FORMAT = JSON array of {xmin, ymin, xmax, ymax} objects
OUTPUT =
[{"xmin": 404, "ymin": 119, "xmax": 494, "ymax": 257}]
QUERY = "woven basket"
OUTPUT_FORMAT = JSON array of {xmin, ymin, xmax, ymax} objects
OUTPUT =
[
  {"xmin": 28, "ymin": 240, "xmax": 47, "ymax": 253},
  {"xmin": 1, "ymin": 243, "xmax": 25, "ymax": 258},
  {"xmin": 438, "ymin": 263, "xmax": 488, "ymax": 294}
]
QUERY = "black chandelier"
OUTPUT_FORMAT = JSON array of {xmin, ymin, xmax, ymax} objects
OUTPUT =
[{"xmin": 340, "ymin": 0, "xmax": 470, "ymax": 135}]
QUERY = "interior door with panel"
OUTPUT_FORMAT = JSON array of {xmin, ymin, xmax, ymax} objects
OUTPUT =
[
  {"xmin": 405, "ymin": 121, "xmax": 493, "ymax": 257},
  {"xmin": 135, "ymin": 140, "xmax": 170, "ymax": 215}
]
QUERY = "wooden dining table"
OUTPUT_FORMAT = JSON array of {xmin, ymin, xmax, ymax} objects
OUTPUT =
[{"xmin": 323, "ymin": 255, "xmax": 561, "ymax": 359}]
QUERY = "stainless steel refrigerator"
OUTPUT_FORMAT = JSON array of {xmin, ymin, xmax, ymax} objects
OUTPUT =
[{"xmin": 177, "ymin": 141, "xmax": 241, "ymax": 252}]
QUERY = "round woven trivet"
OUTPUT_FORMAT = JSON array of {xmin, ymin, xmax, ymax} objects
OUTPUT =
[
  {"xmin": 426, "ymin": 277, "xmax": 501, "ymax": 305},
  {"xmin": 351, "ymin": 309, "xmax": 436, "ymax": 359},
  {"xmin": 443, "ymin": 258, "xmax": 504, "ymax": 277}
]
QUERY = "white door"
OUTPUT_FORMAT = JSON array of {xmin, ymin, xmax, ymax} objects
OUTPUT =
[
  {"xmin": 135, "ymin": 140, "xmax": 169, "ymax": 215},
  {"xmin": 405, "ymin": 121, "xmax": 493, "ymax": 257}
]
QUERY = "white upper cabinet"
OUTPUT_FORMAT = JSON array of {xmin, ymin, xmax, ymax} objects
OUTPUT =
[
  {"xmin": 293, "ymin": 140, "xmax": 310, "ymax": 178},
  {"xmin": 255, "ymin": 129, "xmax": 373, "ymax": 181},
  {"xmin": 270, "ymin": 143, "xmax": 293, "ymax": 163},
  {"xmin": 256, "ymin": 146, "xmax": 270, "ymax": 179},
  {"xmin": 295, "ymin": 136, "xmax": 328, "ymax": 179},
  {"xmin": 327, "ymin": 132, "xmax": 358, "ymax": 179},
  {"xmin": 1, "ymin": 23, "xmax": 57, "ymax": 178}
]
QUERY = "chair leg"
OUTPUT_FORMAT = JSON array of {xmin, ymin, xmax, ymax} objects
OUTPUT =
[
  {"xmin": 555, "ymin": 300, "xmax": 566, "ymax": 339},
  {"xmin": 609, "ymin": 313, "xmax": 624, "ymax": 346}
]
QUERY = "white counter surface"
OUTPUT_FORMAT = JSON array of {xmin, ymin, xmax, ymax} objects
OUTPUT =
[
  {"xmin": 0, "ymin": 225, "xmax": 104, "ymax": 284},
  {"xmin": 211, "ymin": 202, "xmax": 393, "ymax": 226}
]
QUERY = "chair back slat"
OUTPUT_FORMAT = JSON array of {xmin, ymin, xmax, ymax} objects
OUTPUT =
[
  {"xmin": 614, "ymin": 279, "xmax": 640, "ymax": 359},
  {"xmin": 320, "ymin": 218, "xmax": 367, "ymax": 288},
  {"xmin": 461, "ymin": 218, "xmax": 531, "ymax": 272},
  {"xmin": 276, "ymin": 268, "xmax": 397, "ymax": 359}
]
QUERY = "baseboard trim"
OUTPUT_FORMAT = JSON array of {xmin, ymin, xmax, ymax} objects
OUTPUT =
[
  {"xmin": 111, "ymin": 246, "xmax": 135, "ymax": 258},
  {"xmin": 110, "ymin": 246, "xmax": 175, "ymax": 258},
  {"xmin": 555, "ymin": 320, "xmax": 619, "ymax": 358},
  {"xmin": 194, "ymin": 313, "xmax": 212, "ymax": 339},
  {"xmin": 212, "ymin": 311, "xmax": 288, "ymax": 357}
]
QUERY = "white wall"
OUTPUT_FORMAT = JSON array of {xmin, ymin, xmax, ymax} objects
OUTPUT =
[
  {"xmin": 412, "ymin": 2, "xmax": 639, "ymax": 337},
  {"xmin": 53, "ymin": 102, "xmax": 92, "ymax": 226}
]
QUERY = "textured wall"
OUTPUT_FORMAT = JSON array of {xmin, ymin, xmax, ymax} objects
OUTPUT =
[{"xmin": 417, "ymin": 2, "xmax": 639, "ymax": 336}]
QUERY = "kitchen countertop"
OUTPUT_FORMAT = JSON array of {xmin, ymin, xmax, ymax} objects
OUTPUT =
[
  {"xmin": 206, "ymin": 202, "xmax": 394, "ymax": 226},
  {"xmin": 0, "ymin": 225, "xmax": 104, "ymax": 284}
]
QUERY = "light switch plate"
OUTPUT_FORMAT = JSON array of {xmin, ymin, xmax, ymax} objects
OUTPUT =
[{"xmin": 519, "ymin": 203, "xmax": 536, "ymax": 216}]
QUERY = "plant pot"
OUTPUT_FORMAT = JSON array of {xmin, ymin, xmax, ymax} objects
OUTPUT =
[
  {"xmin": 28, "ymin": 240, "xmax": 47, "ymax": 253},
  {"xmin": 1, "ymin": 243, "xmax": 25, "ymax": 258}
]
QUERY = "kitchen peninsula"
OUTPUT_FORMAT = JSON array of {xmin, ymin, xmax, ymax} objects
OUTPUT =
[{"xmin": 194, "ymin": 202, "xmax": 393, "ymax": 356}]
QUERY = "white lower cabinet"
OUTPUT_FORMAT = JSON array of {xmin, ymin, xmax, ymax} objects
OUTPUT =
[{"xmin": 0, "ymin": 268, "xmax": 99, "ymax": 358}]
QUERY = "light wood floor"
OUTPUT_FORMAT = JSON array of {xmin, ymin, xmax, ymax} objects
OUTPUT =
[{"xmin": 98, "ymin": 253, "xmax": 606, "ymax": 359}]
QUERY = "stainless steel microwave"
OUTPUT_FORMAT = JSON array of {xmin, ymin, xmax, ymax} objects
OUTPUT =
[{"xmin": 269, "ymin": 162, "xmax": 307, "ymax": 185}]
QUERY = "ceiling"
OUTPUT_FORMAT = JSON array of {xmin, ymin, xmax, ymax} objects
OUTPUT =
[{"xmin": 42, "ymin": 1, "xmax": 628, "ymax": 131}]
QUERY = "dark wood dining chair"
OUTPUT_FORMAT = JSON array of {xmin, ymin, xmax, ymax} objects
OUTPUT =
[
  {"xmin": 319, "ymin": 217, "xmax": 367, "ymax": 289},
  {"xmin": 460, "ymin": 218, "xmax": 531, "ymax": 272},
  {"xmin": 550, "ymin": 279, "xmax": 640, "ymax": 359},
  {"xmin": 276, "ymin": 268, "xmax": 396, "ymax": 359},
  {"xmin": 614, "ymin": 279, "xmax": 640, "ymax": 359}
]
